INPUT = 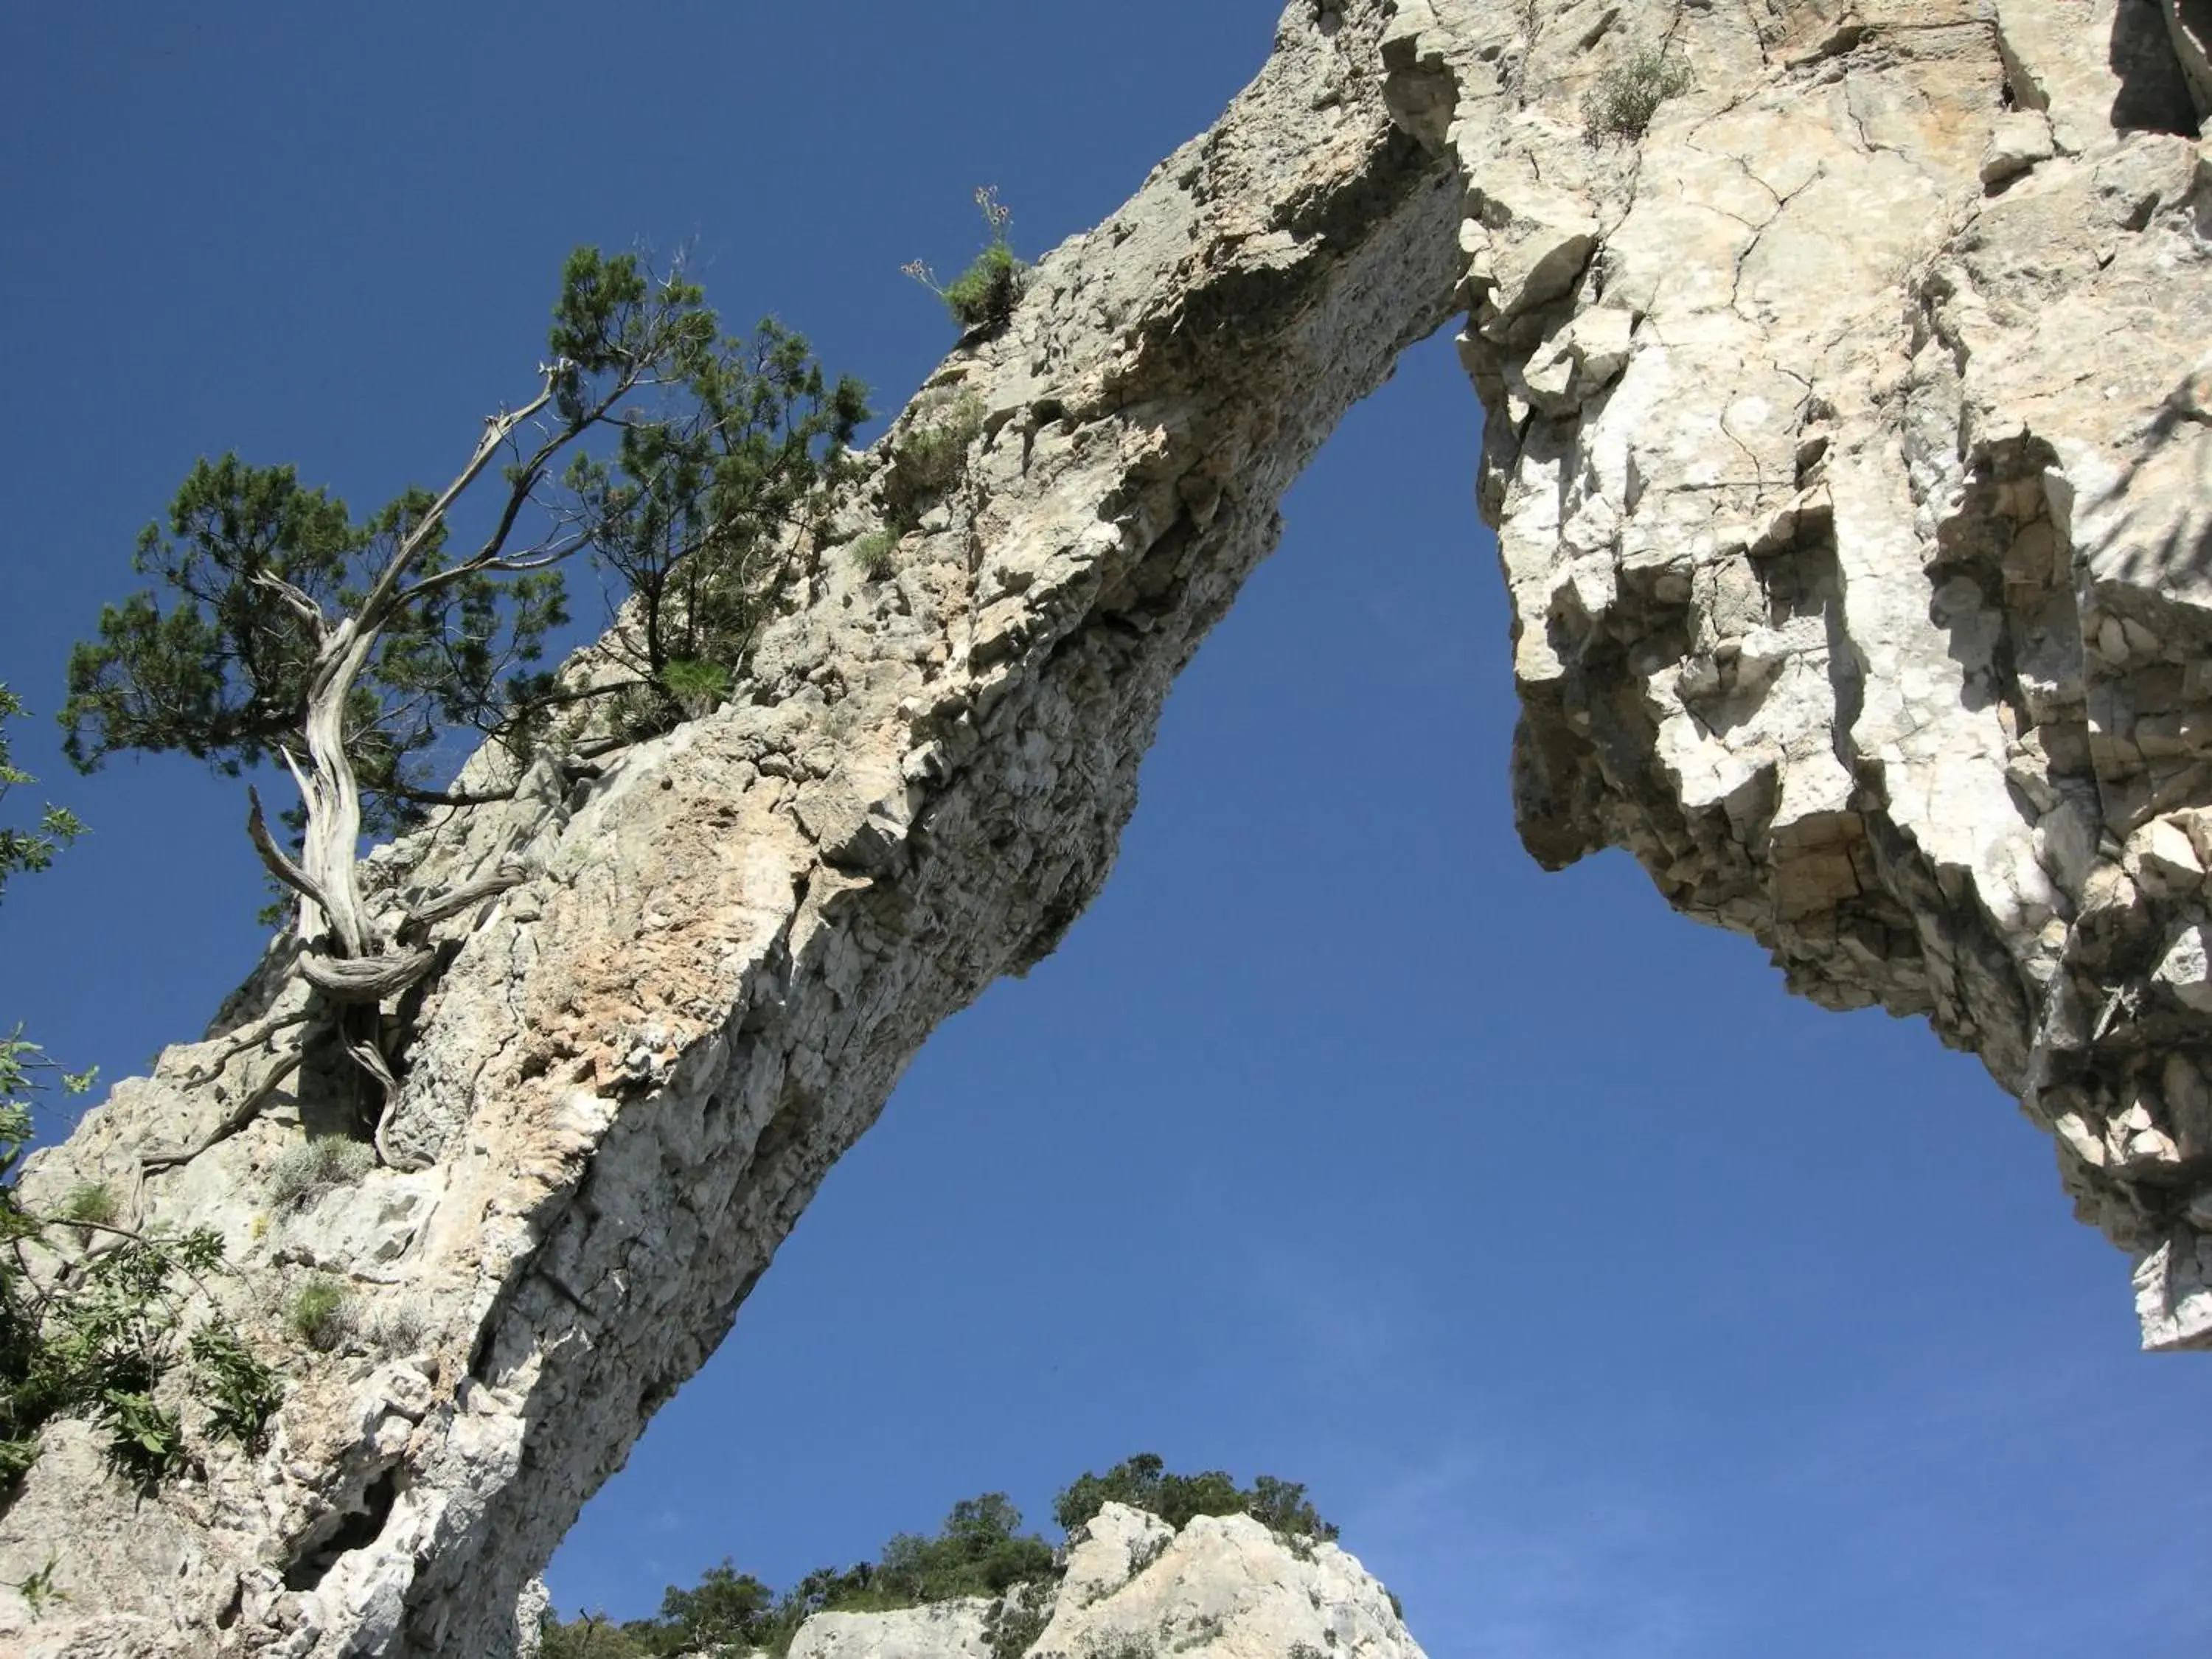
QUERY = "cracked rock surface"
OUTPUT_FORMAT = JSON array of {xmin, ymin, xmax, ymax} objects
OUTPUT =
[{"xmin": 3, "ymin": 0, "xmax": 2208, "ymax": 1652}]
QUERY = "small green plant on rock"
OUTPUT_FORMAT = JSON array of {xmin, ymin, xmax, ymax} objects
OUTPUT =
[
  {"xmin": 3, "ymin": 1557, "xmax": 63, "ymax": 1620},
  {"xmin": 266, "ymin": 1134, "xmax": 376, "ymax": 1209},
  {"xmin": 368, "ymin": 1296, "xmax": 431, "ymax": 1354},
  {"xmin": 7, "ymin": 1214, "xmax": 279, "ymax": 1479},
  {"xmin": 905, "ymin": 187, "xmax": 1029, "ymax": 333},
  {"xmin": 655, "ymin": 655, "xmax": 735, "ymax": 719},
  {"xmin": 102, "ymin": 1386, "xmax": 184, "ymax": 1478},
  {"xmin": 190, "ymin": 1327, "xmax": 288, "ymax": 1444},
  {"xmin": 287, "ymin": 1276, "xmax": 352, "ymax": 1351},
  {"xmin": 1172, "ymin": 1611, "xmax": 1226, "ymax": 1652},
  {"xmin": 0, "ymin": 698, "xmax": 279, "ymax": 1486},
  {"xmin": 1081, "ymin": 1636, "xmax": 1158, "ymax": 1659},
  {"xmin": 58, "ymin": 1182, "xmax": 116, "ymax": 1228},
  {"xmin": 1126, "ymin": 1533, "xmax": 1169, "ymax": 1580},
  {"xmin": 1580, "ymin": 49, "xmax": 1693, "ymax": 143},
  {"xmin": 850, "ymin": 530, "xmax": 900, "ymax": 580},
  {"xmin": 882, "ymin": 392, "xmax": 987, "ymax": 534}
]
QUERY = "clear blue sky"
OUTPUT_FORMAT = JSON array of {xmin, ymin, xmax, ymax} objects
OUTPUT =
[{"xmin": 4, "ymin": 7, "xmax": 2208, "ymax": 1656}]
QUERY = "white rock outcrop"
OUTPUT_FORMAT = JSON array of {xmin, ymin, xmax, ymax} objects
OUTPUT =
[
  {"xmin": 3, "ymin": 0, "xmax": 2208, "ymax": 1652},
  {"xmin": 777, "ymin": 1503, "xmax": 1421, "ymax": 1659},
  {"xmin": 787, "ymin": 1599, "xmax": 993, "ymax": 1659},
  {"xmin": 1029, "ymin": 1503, "xmax": 1418, "ymax": 1659}
]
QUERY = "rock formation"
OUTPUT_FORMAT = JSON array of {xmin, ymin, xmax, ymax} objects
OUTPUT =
[
  {"xmin": 531, "ymin": 1503, "xmax": 1420, "ymax": 1659},
  {"xmin": 1, "ymin": 0, "xmax": 2205, "ymax": 1653}
]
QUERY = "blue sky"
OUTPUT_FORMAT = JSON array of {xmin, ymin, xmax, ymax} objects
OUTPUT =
[{"xmin": 4, "ymin": 7, "xmax": 2209, "ymax": 1656}]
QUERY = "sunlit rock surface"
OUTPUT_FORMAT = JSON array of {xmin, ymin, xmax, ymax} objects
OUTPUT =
[
  {"xmin": 4, "ymin": 0, "xmax": 2208, "ymax": 1652},
  {"xmin": 701, "ymin": 1504, "xmax": 1423, "ymax": 1659}
]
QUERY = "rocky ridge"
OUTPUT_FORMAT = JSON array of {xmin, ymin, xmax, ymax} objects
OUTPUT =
[
  {"xmin": 1, "ymin": 0, "xmax": 2208, "ymax": 1654},
  {"xmin": 600, "ymin": 1503, "xmax": 1422, "ymax": 1659}
]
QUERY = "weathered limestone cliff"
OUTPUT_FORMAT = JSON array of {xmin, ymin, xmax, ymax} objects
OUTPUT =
[{"xmin": 2, "ymin": 0, "xmax": 2206, "ymax": 1653}]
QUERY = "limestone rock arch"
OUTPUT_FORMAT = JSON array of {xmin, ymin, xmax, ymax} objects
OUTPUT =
[{"xmin": 6, "ymin": 1, "xmax": 2209, "ymax": 1653}]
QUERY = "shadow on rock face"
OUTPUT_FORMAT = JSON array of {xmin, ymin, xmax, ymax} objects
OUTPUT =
[{"xmin": 2110, "ymin": 0, "xmax": 2204, "ymax": 133}]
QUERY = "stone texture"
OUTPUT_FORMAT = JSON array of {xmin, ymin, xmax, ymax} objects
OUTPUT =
[
  {"xmin": 4, "ymin": 0, "xmax": 2211, "ymax": 1653},
  {"xmin": 788, "ymin": 1600, "xmax": 992, "ymax": 1659},
  {"xmin": 1025, "ymin": 1503, "xmax": 1420, "ymax": 1659}
]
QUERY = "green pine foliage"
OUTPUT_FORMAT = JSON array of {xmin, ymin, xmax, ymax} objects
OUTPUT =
[
  {"xmin": 561, "ymin": 300, "xmax": 869, "ymax": 733},
  {"xmin": 63, "ymin": 250, "xmax": 870, "ymax": 848},
  {"xmin": 61, "ymin": 453, "xmax": 568, "ymax": 843}
]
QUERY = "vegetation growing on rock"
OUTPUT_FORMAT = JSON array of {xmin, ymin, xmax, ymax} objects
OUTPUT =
[
  {"xmin": 1053, "ymin": 1451, "xmax": 1338, "ymax": 1543},
  {"xmin": 903, "ymin": 187, "xmax": 1029, "ymax": 333},
  {"xmin": 1579, "ymin": 49, "xmax": 1693, "ymax": 142},
  {"xmin": 539, "ymin": 1456, "xmax": 1341, "ymax": 1658},
  {"xmin": 542, "ymin": 1491, "xmax": 1053, "ymax": 1658},
  {"xmin": 0, "ymin": 688, "xmax": 282, "ymax": 1488},
  {"xmin": 881, "ymin": 392, "xmax": 987, "ymax": 535},
  {"xmin": 265, "ymin": 1134, "xmax": 376, "ymax": 1209},
  {"xmin": 58, "ymin": 251, "xmax": 868, "ymax": 1158}
]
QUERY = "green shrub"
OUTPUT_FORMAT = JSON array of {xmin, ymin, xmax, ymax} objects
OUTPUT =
[
  {"xmin": 1173, "ymin": 1612, "xmax": 1226, "ymax": 1650},
  {"xmin": 1082, "ymin": 1638, "xmax": 1158, "ymax": 1659},
  {"xmin": 100, "ymin": 1388, "xmax": 183, "ymax": 1478},
  {"xmin": 266, "ymin": 1135, "xmax": 375, "ymax": 1208},
  {"xmin": 59, "ymin": 1183, "xmax": 116, "ymax": 1228},
  {"xmin": 903, "ymin": 187, "xmax": 1029, "ymax": 335},
  {"xmin": 874, "ymin": 1493, "xmax": 1057, "ymax": 1603},
  {"xmin": 941, "ymin": 242, "xmax": 1026, "ymax": 333},
  {"xmin": 1127, "ymin": 1533, "xmax": 1169, "ymax": 1579},
  {"xmin": 882, "ymin": 393, "xmax": 987, "ymax": 533},
  {"xmin": 539, "ymin": 1612, "xmax": 650, "ymax": 1659},
  {"xmin": 0, "ymin": 1436, "xmax": 39, "ymax": 1484},
  {"xmin": 655, "ymin": 656, "xmax": 733, "ymax": 717},
  {"xmin": 0, "ymin": 1180, "xmax": 267, "ymax": 1486},
  {"xmin": 850, "ymin": 530, "xmax": 900, "ymax": 580},
  {"xmin": 1054, "ymin": 1454, "xmax": 1338, "ymax": 1545},
  {"xmin": 189, "ymin": 1326, "xmax": 284, "ymax": 1444},
  {"xmin": 542, "ymin": 1464, "xmax": 1343, "ymax": 1657},
  {"xmin": 984, "ymin": 1586, "xmax": 1054, "ymax": 1659},
  {"xmin": 540, "ymin": 1491, "xmax": 1057, "ymax": 1659},
  {"xmin": 653, "ymin": 1559, "xmax": 773, "ymax": 1652},
  {"xmin": 286, "ymin": 1276, "xmax": 352, "ymax": 1351},
  {"xmin": 1581, "ymin": 49, "xmax": 1693, "ymax": 142}
]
